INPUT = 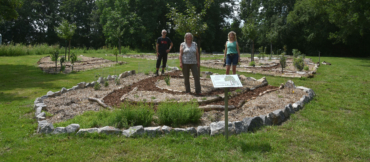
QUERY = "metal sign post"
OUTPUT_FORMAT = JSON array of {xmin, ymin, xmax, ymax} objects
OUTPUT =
[
  {"xmin": 210, "ymin": 75, "xmax": 242, "ymax": 141},
  {"xmin": 224, "ymin": 87, "xmax": 229, "ymax": 140}
]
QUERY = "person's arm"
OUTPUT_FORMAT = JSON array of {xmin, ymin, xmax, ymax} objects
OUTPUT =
[
  {"xmin": 196, "ymin": 46, "xmax": 200, "ymax": 68},
  {"xmin": 167, "ymin": 42, "xmax": 173, "ymax": 53},
  {"xmin": 179, "ymin": 43, "xmax": 183, "ymax": 69},
  {"xmin": 224, "ymin": 42, "xmax": 227, "ymax": 62}
]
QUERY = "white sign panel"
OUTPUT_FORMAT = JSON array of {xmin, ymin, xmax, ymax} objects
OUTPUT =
[{"xmin": 210, "ymin": 75, "xmax": 243, "ymax": 88}]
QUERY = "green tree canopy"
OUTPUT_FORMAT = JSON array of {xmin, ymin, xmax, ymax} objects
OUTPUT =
[
  {"xmin": 0, "ymin": 0, "xmax": 22, "ymax": 21},
  {"xmin": 55, "ymin": 19, "xmax": 76, "ymax": 60}
]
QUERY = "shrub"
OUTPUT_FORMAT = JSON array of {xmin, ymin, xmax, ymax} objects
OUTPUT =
[
  {"xmin": 118, "ymin": 103, "xmax": 154, "ymax": 128},
  {"xmin": 104, "ymin": 80, "xmax": 109, "ymax": 87},
  {"xmin": 94, "ymin": 82, "xmax": 101, "ymax": 90},
  {"xmin": 292, "ymin": 49, "xmax": 301, "ymax": 58},
  {"xmin": 115, "ymin": 77, "xmax": 120, "ymax": 85},
  {"xmin": 157, "ymin": 102, "xmax": 202, "ymax": 127},
  {"xmin": 164, "ymin": 75, "xmax": 171, "ymax": 86},
  {"xmin": 280, "ymin": 54, "xmax": 287, "ymax": 73},
  {"xmin": 249, "ymin": 61, "xmax": 255, "ymax": 66},
  {"xmin": 294, "ymin": 58, "xmax": 305, "ymax": 71},
  {"xmin": 60, "ymin": 65, "xmax": 66, "ymax": 72},
  {"xmin": 304, "ymin": 66, "xmax": 309, "ymax": 71}
]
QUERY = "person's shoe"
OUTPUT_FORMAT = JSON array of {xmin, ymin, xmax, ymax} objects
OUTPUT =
[
  {"xmin": 161, "ymin": 70, "xmax": 165, "ymax": 75},
  {"xmin": 155, "ymin": 71, "xmax": 159, "ymax": 76}
]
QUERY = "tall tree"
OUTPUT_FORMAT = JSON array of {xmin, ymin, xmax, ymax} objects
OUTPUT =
[
  {"xmin": 242, "ymin": 22, "xmax": 258, "ymax": 61},
  {"xmin": 55, "ymin": 19, "xmax": 76, "ymax": 61},
  {"xmin": 166, "ymin": 0, "xmax": 214, "ymax": 55},
  {"xmin": 0, "ymin": 0, "xmax": 22, "ymax": 21}
]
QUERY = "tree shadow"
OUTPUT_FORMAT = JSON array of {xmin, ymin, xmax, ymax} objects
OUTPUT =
[
  {"xmin": 239, "ymin": 140, "xmax": 272, "ymax": 153},
  {"xmin": 0, "ymin": 64, "xmax": 77, "ymax": 102}
]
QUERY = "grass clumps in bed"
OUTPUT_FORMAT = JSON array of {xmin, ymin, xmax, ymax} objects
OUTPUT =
[{"xmin": 157, "ymin": 101, "xmax": 203, "ymax": 127}]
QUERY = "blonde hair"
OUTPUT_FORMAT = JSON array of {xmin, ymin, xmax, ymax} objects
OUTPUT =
[
  {"xmin": 161, "ymin": 29, "xmax": 167, "ymax": 33},
  {"xmin": 184, "ymin": 32, "xmax": 193, "ymax": 43},
  {"xmin": 228, "ymin": 31, "xmax": 237, "ymax": 41}
]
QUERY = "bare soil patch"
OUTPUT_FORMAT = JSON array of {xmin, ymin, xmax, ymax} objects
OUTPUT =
[{"xmin": 37, "ymin": 56, "xmax": 126, "ymax": 74}]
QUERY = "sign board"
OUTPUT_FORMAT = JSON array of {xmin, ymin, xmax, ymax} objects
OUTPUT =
[{"xmin": 210, "ymin": 75, "xmax": 243, "ymax": 88}]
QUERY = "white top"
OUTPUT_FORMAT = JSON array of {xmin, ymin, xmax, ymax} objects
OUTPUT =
[{"xmin": 181, "ymin": 42, "xmax": 197, "ymax": 64}]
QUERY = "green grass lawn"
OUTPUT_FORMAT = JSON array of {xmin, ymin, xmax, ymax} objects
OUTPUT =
[{"xmin": 0, "ymin": 53, "xmax": 369, "ymax": 161}]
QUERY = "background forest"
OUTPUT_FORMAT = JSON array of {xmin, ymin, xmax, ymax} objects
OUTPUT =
[{"xmin": 0, "ymin": 0, "xmax": 369, "ymax": 56}]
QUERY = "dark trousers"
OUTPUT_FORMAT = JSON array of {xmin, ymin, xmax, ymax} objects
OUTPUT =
[
  {"xmin": 182, "ymin": 64, "xmax": 201, "ymax": 94},
  {"xmin": 156, "ymin": 52, "xmax": 168, "ymax": 69}
]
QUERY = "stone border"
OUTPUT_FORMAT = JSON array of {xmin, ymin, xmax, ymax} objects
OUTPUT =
[{"xmin": 34, "ymin": 72, "xmax": 315, "ymax": 137}]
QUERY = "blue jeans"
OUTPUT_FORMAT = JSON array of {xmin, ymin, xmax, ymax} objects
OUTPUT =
[{"xmin": 226, "ymin": 54, "xmax": 238, "ymax": 65}]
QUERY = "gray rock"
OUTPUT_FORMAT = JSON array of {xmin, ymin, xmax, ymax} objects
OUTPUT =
[
  {"xmin": 246, "ymin": 77, "xmax": 257, "ymax": 81},
  {"xmin": 35, "ymin": 107, "xmax": 42, "ymax": 116},
  {"xmin": 292, "ymin": 103, "xmax": 301, "ymax": 111},
  {"xmin": 296, "ymin": 71, "xmax": 306, "ymax": 75},
  {"xmin": 54, "ymin": 91, "xmax": 61, "ymax": 96},
  {"xmin": 210, "ymin": 121, "xmax": 235, "ymax": 136},
  {"xmin": 61, "ymin": 87, "xmax": 67, "ymax": 93},
  {"xmin": 97, "ymin": 77, "xmax": 104, "ymax": 84},
  {"xmin": 34, "ymin": 103, "xmax": 47, "ymax": 110},
  {"xmin": 161, "ymin": 125, "xmax": 171, "ymax": 134},
  {"xmin": 34, "ymin": 97, "xmax": 43, "ymax": 105},
  {"xmin": 37, "ymin": 120, "xmax": 54, "ymax": 134},
  {"xmin": 234, "ymin": 121, "xmax": 247, "ymax": 134},
  {"xmin": 107, "ymin": 75, "xmax": 113, "ymax": 80},
  {"xmin": 36, "ymin": 112, "xmax": 46, "ymax": 120},
  {"xmin": 172, "ymin": 128, "xmax": 186, "ymax": 133},
  {"xmin": 77, "ymin": 128, "xmax": 99, "ymax": 135},
  {"xmin": 52, "ymin": 127, "xmax": 67, "ymax": 134},
  {"xmin": 285, "ymin": 80, "xmax": 296, "ymax": 89},
  {"xmin": 66, "ymin": 124, "xmax": 80, "ymax": 133},
  {"xmin": 259, "ymin": 115, "xmax": 272, "ymax": 126},
  {"xmin": 46, "ymin": 91, "xmax": 55, "ymax": 97},
  {"xmin": 98, "ymin": 126, "xmax": 122, "ymax": 135},
  {"xmin": 85, "ymin": 83, "xmax": 90, "ymax": 87},
  {"xmin": 112, "ymin": 75, "xmax": 117, "ymax": 79},
  {"xmin": 285, "ymin": 104, "xmax": 295, "ymax": 114},
  {"xmin": 185, "ymin": 127, "xmax": 197, "ymax": 136},
  {"xmin": 71, "ymin": 86, "xmax": 79, "ymax": 90},
  {"xmin": 126, "ymin": 71, "xmax": 132, "ymax": 76},
  {"xmin": 243, "ymin": 117, "xmax": 264, "ymax": 132},
  {"xmin": 118, "ymin": 74, "xmax": 123, "ymax": 79},
  {"xmin": 196, "ymin": 126, "xmax": 210, "ymax": 136},
  {"xmin": 257, "ymin": 77, "xmax": 268, "ymax": 84},
  {"xmin": 90, "ymin": 81, "xmax": 96, "ymax": 87},
  {"xmin": 144, "ymin": 126, "xmax": 161, "ymax": 137},
  {"xmin": 131, "ymin": 70, "xmax": 136, "ymax": 75},
  {"xmin": 283, "ymin": 106, "xmax": 291, "ymax": 118},
  {"xmin": 300, "ymin": 95, "xmax": 309, "ymax": 104},
  {"xmin": 269, "ymin": 109, "xmax": 285, "ymax": 125},
  {"xmin": 122, "ymin": 125, "xmax": 144, "ymax": 137},
  {"xmin": 77, "ymin": 82, "xmax": 85, "ymax": 89}
]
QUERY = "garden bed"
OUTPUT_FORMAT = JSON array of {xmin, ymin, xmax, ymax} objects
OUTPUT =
[
  {"xmin": 201, "ymin": 56, "xmax": 318, "ymax": 78},
  {"xmin": 37, "ymin": 55, "xmax": 126, "ymax": 74}
]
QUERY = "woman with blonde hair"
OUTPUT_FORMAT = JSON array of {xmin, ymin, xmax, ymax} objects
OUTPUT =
[
  {"xmin": 223, "ymin": 31, "xmax": 240, "ymax": 74},
  {"xmin": 179, "ymin": 33, "xmax": 201, "ymax": 94}
]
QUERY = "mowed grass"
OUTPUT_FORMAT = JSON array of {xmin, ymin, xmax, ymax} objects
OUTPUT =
[{"xmin": 0, "ymin": 52, "xmax": 369, "ymax": 161}]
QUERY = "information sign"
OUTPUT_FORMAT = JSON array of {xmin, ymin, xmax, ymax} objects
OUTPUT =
[{"xmin": 210, "ymin": 75, "xmax": 243, "ymax": 88}]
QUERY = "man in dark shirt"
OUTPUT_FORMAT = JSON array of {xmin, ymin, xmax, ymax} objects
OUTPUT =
[{"xmin": 156, "ymin": 29, "xmax": 173, "ymax": 76}]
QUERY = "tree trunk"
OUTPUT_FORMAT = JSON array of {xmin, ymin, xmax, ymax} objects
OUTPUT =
[
  {"xmin": 119, "ymin": 38, "xmax": 121, "ymax": 54},
  {"xmin": 68, "ymin": 40, "xmax": 71, "ymax": 61},
  {"xmin": 251, "ymin": 40, "xmax": 254, "ymax": 62},
  {"xmin": 270, "ymin": 42, "xmax": 272, "ymax": 54},
  {"xmin": 65, "ymin": 41, "xmax": 67, "ymax": 59}
]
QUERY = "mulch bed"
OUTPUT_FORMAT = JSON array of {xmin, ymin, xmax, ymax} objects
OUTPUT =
[{"xmin": 103, "ymin": 70, "xmax": 277, "ymax": 108}]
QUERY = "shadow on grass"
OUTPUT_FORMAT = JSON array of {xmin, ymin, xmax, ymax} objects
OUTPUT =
[
  {"xmin": 0, "ymin": 64, "xmax": 79, "ymax": 102},
  {"xmin": 239, "ymin": 141, "xmax": 272, "ymax": 153}
]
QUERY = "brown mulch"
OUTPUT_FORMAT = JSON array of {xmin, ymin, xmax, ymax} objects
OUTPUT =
[{"xmin": 103, "ymin": 70, "xmax": 278, "ymax": 107}]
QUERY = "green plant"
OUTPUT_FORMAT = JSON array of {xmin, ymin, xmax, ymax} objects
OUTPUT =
[
  {"xmin": 249, "ymin": 61, "xmax": 256, "ymax": 66},
  {"xmin": 115, "ymin": 77, "xmax": 120, "ymax": 85},
  {"xmin": 104, "ymin": 80, "xmax": 109, "ymax": 87},
  {"xmin": 304, "ymin": 66, "xmax": 309, "ymax": 71},
  {"xmin": 292, "ymin": 49, "xmax": 301, "ymax": 58},
  {"xmin": 201, "ymin": 97, "xmax": 207, "ymax": 101},
  {"xmin": 51, "ymin": 50, "xmax": 59, "ymax": 72},
  {"xmin": 113, "ymin": 47, "xmax": 118, "ymax": 63},
  {"xmin": 164, "ymin": 75, "xmax": 171, "ymax": 86},
  {"xmin": 235, "ymin": 89, "xmax": 241, "ymax": 93},
  {"xmin": 60, "ymin": 65, "xmax": 66, "ymax": 72},
  {"xmin": 280, "ymin": 54, "xmax": 287, "ymax": 73},
  {"xmin": 151, "ymin": 96, "xmax": 156, "ymax": 100},
  {"xmin": 294, "ymin": 58, "xmax": 305, "ymax": 71},
  {"xmin": 94, "ymin": 82, "xmax": 101, "ymax": 90},
  {"xmin": 70, "ymin": 53, "xmax": 77, "ymax": 71},
  {"xmin": 157, "ymin": 102, "xmax": 202, "ymax": 127}
]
